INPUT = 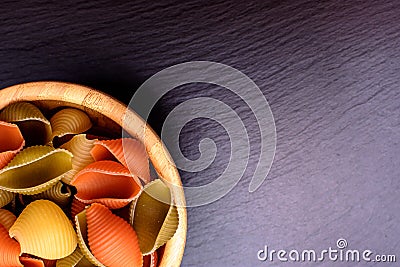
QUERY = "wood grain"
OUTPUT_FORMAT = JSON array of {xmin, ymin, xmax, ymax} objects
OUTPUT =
[{"xmin": 0, "ymin": 81, "xmax": 187, "ymax": 267}]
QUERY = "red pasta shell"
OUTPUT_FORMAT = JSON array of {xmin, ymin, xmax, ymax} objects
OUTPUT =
[
  {"xmin": 86, "ymin": 203, "xmax": 143, "ymax": 267},
  {"xmin": 91, "ymin": 138, "xmax": 150, "ymax": 184},
  {"xmin": 0, "ymin": 121, "xmax": 25, "ymax": 169},
  {"xmin": 71, "ymin": 161, "xmax": 142, "ymax": 209},
  {"xmin": 0, "ymin": 224, "xmax": 22, "ymax": 267},
  {"xmin": 70, "ymin": 197, "xmax": 87, "ymax": 219},
  {"xmin": 19, "ymin": 257, "xmax": 44, "ymax": 267},
  {"xmin": 143, "ymin": 251, "xmax": 158, "ymax": 267},
  {"xmin": 0, "ymin": 209, "xmax": 17, "ymax": 230}
]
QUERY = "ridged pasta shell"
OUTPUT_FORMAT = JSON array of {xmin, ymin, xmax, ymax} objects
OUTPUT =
[
  {"xmin": 56, "ymin": 247, "xmax": 94, "ymax": 267},
  {"xmin": 50, "ymin": 108, "xmax": 92, "ymax": 138},
  {"xmin": 28, "ymin": 181, "xmax": 72, "ymax": 208},
  {"xmin": 76, "ymin": 257, "xmax": 94, "ymax": 267},
  {"xmin": 42, "ymin": 258, "xmax": 57, "ymax": 267},
  {"xmin": 133, "ymin": 179, "xmax": 179, "ymax": 255},
  {"xmin": 71, "ymin": 198, "xmax": 87, "ymax": 219},
  {"xmin": 0, "ymin": 224, "xmax": 22, "ymax": 267},
  {"xmin": 0, "ymin": 208, "xmax": 16, "ymax": 230},
  {"xmin": 142, "ymin": 251, "xmax": 158, "ymax": 267},
  {"xmin": 71, "ymin": 161, "xmax": 142, "ymax": 209},
  {"xmin": 86, "ymin": 203, "xmax": 143, "ymax": 267},
  {"xmin": 0, "ymin": 146, "xmax": 73, "ymax": 195},
  {"xmin": 19, "ymin": 257, "xmax": 45, "ymax": 267},
  {"xmin": 9, "ymin": 200, "xmax": 77, "ymax": 259},
  {"xmin": 0, "ymin": 121, "xmax": 25, "ymax": 169},
  {"xmin": 0, "ymin": 189, "xmax": 14, "ymax": 208},
  {"xmin": 0, "ymin": 102, "xmax": 51, "ymax": 146},
  {"xmin": 60, "ymin": 134, "xmax": 96, "ymax": 184},
  {"xmin": 91, "ymin": 138, "xmax": 150, "ymax": 184},
  {"xmin": 75, "ymin": 209, "xmax": 106, "ymax": 267}
]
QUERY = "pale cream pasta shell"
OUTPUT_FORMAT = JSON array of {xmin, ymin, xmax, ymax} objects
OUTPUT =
[
  {"xmin": 50, "ymin": 108, "xmax": 92, "ymax": 138},
  {"xmin": 60, "ymin": 134, "xmax": 96, "ymax": 184}
]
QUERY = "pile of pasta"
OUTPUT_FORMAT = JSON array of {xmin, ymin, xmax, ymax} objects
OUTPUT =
[{"xmin": 0, "ymin": 102, "xmax": 179, "ymax": 267}]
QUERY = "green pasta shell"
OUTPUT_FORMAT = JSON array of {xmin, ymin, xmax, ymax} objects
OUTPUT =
[
  {"xmin": 56, "ymin": 247, "xmax": 95, "ymax": 267},
  {"xmin": 50, "ymin": 108, "xmax": 92, "ymax": 138},
  {"xmin": 28, "ymin": 181, "xmax": 72, "ymax": 208},
  {"xmin": 132, "ymin": 179, "xmax": 179, "ymax": 255},
  {"xmin": 0, "ymin": 146, "xmax": 73, "ymax": 195},
  {"xmin": 0, "ymin": 102, "xmax": 52, "ymax": 146},
  {"xmin": 60, "ymin": 134, "xmax": 96, "ymax": 184},
  {"xmin": 0, "ymin": 189, "xmax": 13, "ymax": 208}
]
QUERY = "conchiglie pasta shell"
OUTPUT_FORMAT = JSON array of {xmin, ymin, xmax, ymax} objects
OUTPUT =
[
  {"xmin": 19, "ymin": 257, "xmax": 45, "ymax": 267},
  {"xmin": 75, "ymin": 209, "xmax": 106, "ymax": 267},
  {"xmin": 9, "ymin": 200, "xmax": 77, "ymax": 260},
  {"xmin": 75, "ymin": 257, "xmax": 95, "ymax": 267},
  {"xmin": 0, "ymin": 189, "xmax": 14, "ymax": 208},
  {"xmin": 29, "ymin": 181, "xmax": 72, "ymax": 208},
  {"xmin": 56, "ymin": 247, "xmax": 95, "ymax": 267},
  {"xmin": 71, "ymin": 161, "xmax": 142, "ymax": 209},
  {"xmin": 0, "ymin": 102, "xmax": 51, "ymax": 146},
  {"xmin": 86, "ymin": 203, "xmax": 143, "ymax": 267},
  {"xmin": 50, "ymin": 108, "xmax": 92, "ymax": 138},
  {"xmin": 143, "ymin": 251, "xmax": 158, "ymax": 267},
  {"xmin": 0, "ymin": 224, "xmax": 22, "ymax": 267},
  {"xmin": 44, "ymin": 259, "xmax": 58, "ymax": 267},
  {"xmin": 0, "ymin": 121, "xmax": 25, "ymax": 169},
  {"xmin": 91, "ymin": 138, "xmax": 150, "ymax": 184},
  {"xmin": 133, "ymin": 179, "xmax": 179, "ymax": 255},
  {"xmin": 60, "ymin": 134, "xmax": 96, "ymax": 184},
  {"xmin": 0, "ymin": 146, "xmax": 73, "ymax": 195},
  {"xmin": 71, "ymin": 198, "xmax": 87, "ymax": 219},
  {"xmin": 0, "ymin": 208, "xmax": 16, "ymax": 230}
]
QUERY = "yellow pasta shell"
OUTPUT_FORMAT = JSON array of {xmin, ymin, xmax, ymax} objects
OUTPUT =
[
  {"xmin": 0, "ymin": 146, "xmax": 73, "ymax": 195},
  {"xmin": 0, "ymin": 102, "xmax": 51, "ymax": 145},
  {"xmin": 0, "ymin": 189, "xmax": 14, "ymax": 208},
  {"xmin": 50, "ymin": 108, "xmax": 92, "ymax": 138},
  {"xmin": 60, "ymin": 134, "xmax": 96, "ymax": 184},
  {"xmin": 9, "ymin": 200, "xmax": 77, "ymax": 259},
  {"xmin": 56, "ymin": 247, "xmax": 95, "ymax": 267},
  {"xmin": 132, "ymin": 179, "xmax": 179, "ymax": 255}
]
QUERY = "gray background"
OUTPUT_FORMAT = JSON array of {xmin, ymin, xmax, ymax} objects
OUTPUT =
[{"xmin": 0, "ymin": 1, "xmax": 399, "ymax": 266}]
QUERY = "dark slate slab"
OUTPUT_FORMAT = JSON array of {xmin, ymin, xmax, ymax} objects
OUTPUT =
[{"xmin": 0, "ymin": 0, "xmax": 399, "ymax": 266}]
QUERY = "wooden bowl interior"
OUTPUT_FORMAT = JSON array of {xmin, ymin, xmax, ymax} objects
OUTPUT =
[{"xmin": 0, "ymin": 82, "xmax": 187, "ymax": 267}]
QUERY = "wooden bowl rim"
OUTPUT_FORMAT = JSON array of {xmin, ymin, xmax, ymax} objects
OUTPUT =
[{"xmin": 0, "ymin": 81, "xmax": 187, "ymax": 267}]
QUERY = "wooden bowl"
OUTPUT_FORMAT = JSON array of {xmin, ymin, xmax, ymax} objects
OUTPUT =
[{"xmin": 0, "ymin": 81, "xmax": 187, "ymax": 267}]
